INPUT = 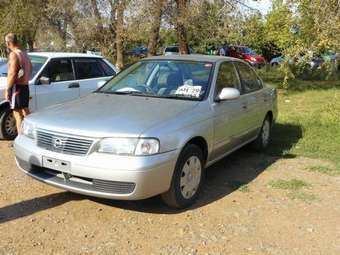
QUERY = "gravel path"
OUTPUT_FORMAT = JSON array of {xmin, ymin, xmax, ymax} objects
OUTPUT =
[{"xmin": 0, "ymin": 141, "xmax": 339, "ymax": 255}]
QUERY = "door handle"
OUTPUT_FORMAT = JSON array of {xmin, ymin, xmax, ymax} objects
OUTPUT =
[{"xmin": 68, "ymin": 82, "xmax": 80, "ymax": 88}]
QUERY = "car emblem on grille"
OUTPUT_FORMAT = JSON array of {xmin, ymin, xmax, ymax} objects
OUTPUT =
[{"xmin": 52, "ymin": 137, "xmax": 64, "ymax": 149}]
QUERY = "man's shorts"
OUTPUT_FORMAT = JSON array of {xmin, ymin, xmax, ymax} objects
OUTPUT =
[{"xmin": 9, "ymin": 84, "xmax": 30, "ymax": 110}]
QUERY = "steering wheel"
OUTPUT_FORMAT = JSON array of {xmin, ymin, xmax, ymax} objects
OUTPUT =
[{"xmin": 135, "ymin": 84, "xmax": 156, "ymax": 95}]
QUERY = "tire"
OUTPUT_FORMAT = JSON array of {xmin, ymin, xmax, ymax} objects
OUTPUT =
[
  {"xmin": 251, "ymin": 116, "xmax": 272, "ymax": 151},
  {"xmin": 0, "ymin": 109, "xmax": 17, "ymax": 140},
  {"xmin": 161, "ymin": 144, "xmax": 205, "ymax": 209}
]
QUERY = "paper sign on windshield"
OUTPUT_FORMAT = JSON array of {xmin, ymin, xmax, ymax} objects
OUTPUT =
[{"xmin": 175, "ymin": 85, "xmax": 202, "ymax": 98}]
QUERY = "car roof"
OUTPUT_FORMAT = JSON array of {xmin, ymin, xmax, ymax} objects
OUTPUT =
[
  {"xmin": 28, "ymin": 52, "xmax": 103, "ymax": 59},
  {"xmin": 145, "ymin": 54, "xmax": 244, "ymax": 63}
]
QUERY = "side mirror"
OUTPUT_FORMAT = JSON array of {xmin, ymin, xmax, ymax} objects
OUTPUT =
[
  {"xmin": 216, "ymin": 87, "xmax": 240, "ymax": 102},
  {"xmin": 39, "ymin": 76, "xmax": 50, "ymax": 85},
  {"xmin": 97, "ymin": 80, "xmax": 106, "ymax": 89}
]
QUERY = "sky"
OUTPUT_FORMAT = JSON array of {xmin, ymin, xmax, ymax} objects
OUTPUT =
[{"xmin": 246, "ymin": 0, "xmax": 272, "ymax": 14}]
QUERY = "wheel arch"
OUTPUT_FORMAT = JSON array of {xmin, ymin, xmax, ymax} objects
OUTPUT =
[{"xmin": 182, "ymin": 136, "xmax": 209, "ymax": 164}]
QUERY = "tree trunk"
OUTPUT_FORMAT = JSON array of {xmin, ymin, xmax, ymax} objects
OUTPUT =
[
  {"xmin": 175, "ymin": 0, "xmax": 189, "ymax": 54},
  {"xmin": 147, "ymin": 0, "xmax": 165, "ymax": 57},
  {"xmin": 91, "ymin": 0, "xmax": 103, "ymax": 32},
  {"xmin": 116, "ymin": 1, "xmax": 126, "ymax": 70}
]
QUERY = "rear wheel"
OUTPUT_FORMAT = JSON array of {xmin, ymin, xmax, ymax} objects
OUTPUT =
[
  {"xmin": 161, "ymin": 144, "xmax": 205, "ymax": 209},
  {"xmin": 0, "ymin": 109, "xmax": 17, "ymax": 140},
  {"xmin": 251, "ymin": 116, "xmax": 272, "ymax": 151}
]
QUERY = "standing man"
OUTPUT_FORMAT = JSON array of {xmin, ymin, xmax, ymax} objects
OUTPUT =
[{"xmin": 3, "ymin": 33, "xmax": 32, "ymax": 134}]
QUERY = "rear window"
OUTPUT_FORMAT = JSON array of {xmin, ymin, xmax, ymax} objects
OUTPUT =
[
  {"xmin": 74, "ymin": 58, "xmax": 105, "ymax": 79},
  {"xmin": 98, "ymin": 59, "xmax": 116, "ymax": 76}
]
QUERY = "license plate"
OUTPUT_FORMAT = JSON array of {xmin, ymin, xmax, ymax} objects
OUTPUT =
[{"xmin": 42, "ymin": 156, "xmax": 71, "ymax": 172}]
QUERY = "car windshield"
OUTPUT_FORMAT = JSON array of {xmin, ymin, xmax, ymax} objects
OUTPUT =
[
  {"xmin": 0, "ymin": 55, "xmax": 47, "ymax": 79},
  {"xmin": 240, "ymin": 47, "xmax": 257, "ymax": 56},
  {"xmin": 98, "ymin": 60, "xmax": 213, "ymax": 100}
]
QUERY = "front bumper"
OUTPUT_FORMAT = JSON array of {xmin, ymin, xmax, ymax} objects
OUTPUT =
[{"xmin": 14, "ymin": 135, "xmax": 179, "ymax": 200}]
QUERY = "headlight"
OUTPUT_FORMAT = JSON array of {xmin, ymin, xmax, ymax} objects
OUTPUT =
[
  {"xmin": 250, "ymin": 57, "xmax": 257, "ymax": 62},
  {"xmin": 22, "ymin": 120, "xmax": 36, "ymax": 139},
  {"xmin": 97, "ymin": 138, "xmax": 160, "ymax": 156}
]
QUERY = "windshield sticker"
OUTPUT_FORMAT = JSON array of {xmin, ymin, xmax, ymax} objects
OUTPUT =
[{"xmin": 175, "ymin": 85, "xmax": 202, "ymax": 98}]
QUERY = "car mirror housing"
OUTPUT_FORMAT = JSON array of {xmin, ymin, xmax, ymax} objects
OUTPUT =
[
  {"xmin": 217, "ymin": 87, "xmax": 240, "ymax": 102},
  {"xmin": 39, "ymin": 76, "xmax": 50, "ymax": 85}
]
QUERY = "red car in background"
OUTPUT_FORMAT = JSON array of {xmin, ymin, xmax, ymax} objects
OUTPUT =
[{"xmin": 228, "ymin": 46, "xmax": 266, "ymax": 68}]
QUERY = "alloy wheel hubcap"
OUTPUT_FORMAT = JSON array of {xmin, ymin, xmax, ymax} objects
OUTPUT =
[
  {"xmin": 180, "ymin": 156, "xmax": 202, "ymax": 199},
  {"xmin": 262, "ymin": 120, "xmax": 270, "ymax": 146},
  {"xmin": 5, "ymin": 113, "xmax": 16, "ymax": 137}
]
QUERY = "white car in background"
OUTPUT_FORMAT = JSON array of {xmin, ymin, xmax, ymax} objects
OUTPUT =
[{"xmin": 0, "ymin": 52, "xmax": 118, "ymax": 139}]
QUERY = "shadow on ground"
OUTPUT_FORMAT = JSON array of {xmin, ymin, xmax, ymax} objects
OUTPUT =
[
  {"xmin": 0, "ymin": 192, "xmax": 83, "ymax": 224},
  {"xmin": 0, "ymin": 123, "xmax": 303, "ymax": 220}
]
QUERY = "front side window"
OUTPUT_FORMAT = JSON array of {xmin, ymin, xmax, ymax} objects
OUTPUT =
[
  {"xmin": 235, "ymin": 62, "xmax": 263, "ymax": 93},
  {"xmin": 74, "ymin": 58, "xmax": 105, "ymax": 79},
  {"xmin": 215, "ymin": 62, "xmax": 241, "ymax": 95},
  {"xmin": 43, "ymin": 59, "xmax": 74, "ymax": 82},
  {"xmin": 98, "ymin": 60, "xmax": 213, "ymax": 100}
]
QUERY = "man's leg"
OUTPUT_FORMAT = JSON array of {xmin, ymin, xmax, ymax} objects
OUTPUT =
[{"xmin": 13, "ymin": 109, "xmax": 24, "ymax": 134}]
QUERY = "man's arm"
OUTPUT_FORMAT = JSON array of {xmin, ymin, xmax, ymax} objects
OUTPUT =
[{"xmin": 7, "ymin": 52, "xmax": 19, "ymax": 90}]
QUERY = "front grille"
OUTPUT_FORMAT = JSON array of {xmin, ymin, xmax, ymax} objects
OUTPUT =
[
  {"xmin": 36, "ymin": 130, "xmax": 93, "ymax": 156},
  {"xmin": 93, "ymin": 179, "xmax": 136, "ymax": 194}
]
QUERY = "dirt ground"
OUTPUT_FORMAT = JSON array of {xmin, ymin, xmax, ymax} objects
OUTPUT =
[{"xmin": 0, "ymin": 140, "xmax": 339, "ymax": 255}]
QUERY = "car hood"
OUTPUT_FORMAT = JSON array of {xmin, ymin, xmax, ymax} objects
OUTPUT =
[{"xmin": 28, "ymin": 93, "xmax": 200, "ymax": 138}]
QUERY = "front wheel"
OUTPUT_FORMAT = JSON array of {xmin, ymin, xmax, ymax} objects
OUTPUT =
[
  {"xmin": 161, "ymin": 144, "xmax": 205, "ymax": 209},
  {"xmin": 0, "ymin": 109, "xmax": 17, "ymax": 140}
]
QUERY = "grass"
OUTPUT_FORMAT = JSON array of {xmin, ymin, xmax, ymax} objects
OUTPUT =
[
  {"xmin": 269, "ymin": 179, "xmax": 316, "ymax": 202},
  {"xmin": 308, "ymin": 165, "xmax": 340, "ymax": 176},
  {"xmin": 258, "ymin": 70, "xmax": 340, "ymax": 168},
  {"xmin": 269, "ymin": 179, "xmax": 310, "ymax": 191},
  {"xmin": 287, "ymin": 191, "xmax": 317, "ymax": 202}
]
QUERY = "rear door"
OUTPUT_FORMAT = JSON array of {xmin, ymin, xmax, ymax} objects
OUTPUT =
[
  {"xmin": 211, "ymin": 61, "xmax": 247, "ymax": 160},
  {"xmin": 234, "ymin": 61, "xmax": 265, "ymax": 139},
  {"xmin": 73, "ymin": 58, "xmax": 116, "ymax": 97},
  {"xmin": 35, "ymin": 58, "xmax": 80, "ymax": 110}
]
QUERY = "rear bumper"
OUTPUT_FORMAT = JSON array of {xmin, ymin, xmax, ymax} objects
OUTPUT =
[{"xmin": 15, "ymin": 135, "xmax": 179, "ymax": 200}]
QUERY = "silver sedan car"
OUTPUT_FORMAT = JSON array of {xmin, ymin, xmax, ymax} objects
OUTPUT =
[{"xmin": 15, "ymin": 55, "xmax": 278, "ymax": 208}]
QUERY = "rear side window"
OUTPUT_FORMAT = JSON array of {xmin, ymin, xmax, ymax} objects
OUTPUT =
[
  {"xmin": 235, "ymin": 62, "xmax": 263, "ymax": 93},
  {"xmin": 43, "ymin": 58, "xmax": 75, "ymax": 82},
  {"xmin": 74, "ymin": 58, "xmax": 105, "ymax": 79},
  {"xmin": 215, "ymin": 62, "xmax": 241, "ymax": 95},
  {"xmin": 98, "ymin": 59, "xmax": 116, "ymax": 76}
]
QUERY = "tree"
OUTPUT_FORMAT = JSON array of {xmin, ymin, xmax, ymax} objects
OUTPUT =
[
  {"xmin": 147, "ymin": 0, "xmax": 166, "ymax": 56},
  {"xmin": 175, "ymin": 0, "xmax": 189, "ymax": 54}
]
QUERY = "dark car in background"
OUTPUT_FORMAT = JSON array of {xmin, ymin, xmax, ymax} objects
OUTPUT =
[
  {"xmin": 126, "ymin": 47, "xmax": 148, "ymax": 57},
  {"xmin": 228, "ymin": 46, "xmax": 266, "ymax": 68}
]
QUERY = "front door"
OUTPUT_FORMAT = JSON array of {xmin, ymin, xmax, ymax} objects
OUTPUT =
[
  {"xmin": 35, "ymin": 58, "xmax": 80, "ymax": 110},
  {"xmin": 211, "ymin": 61, "xmax": 248, "ymax": 160}
]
